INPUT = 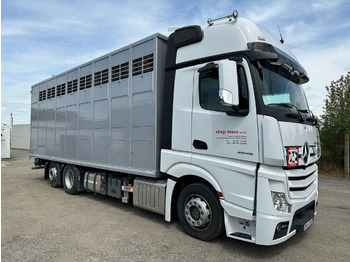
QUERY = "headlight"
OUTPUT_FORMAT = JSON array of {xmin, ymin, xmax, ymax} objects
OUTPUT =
[{"xmin": 271, "ymin": 192, "xmax": 291, "ymax": 213}]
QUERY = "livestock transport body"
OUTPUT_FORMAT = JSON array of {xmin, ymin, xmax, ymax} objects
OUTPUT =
[{"xmin": 30, "ymin": 10, "xmax": 320, "ymax": 245}]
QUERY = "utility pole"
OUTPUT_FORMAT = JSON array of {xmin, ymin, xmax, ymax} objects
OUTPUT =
[
  {"xmin": 345, "ymin": 134, "xmax": 349, "ymax": 179},
  {"xmin": 10, "ymin": 113, "xmax": 13, "ymax": 148}
]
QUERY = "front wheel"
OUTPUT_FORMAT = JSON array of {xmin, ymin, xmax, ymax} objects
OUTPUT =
[
  {"xmin": 177, "ymin": 183, "xmax": 224, "ymax": 241},
  {"xmin": 62, "ymin": 165, "xmax": 79, "ymax": 195}
]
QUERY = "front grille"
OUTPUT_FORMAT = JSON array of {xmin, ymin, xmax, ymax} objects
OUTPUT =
[{"xmin": 284, "ymin": 164, "xmax": 318, "ymax": 199}]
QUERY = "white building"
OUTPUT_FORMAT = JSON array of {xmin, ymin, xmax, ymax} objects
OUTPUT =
[
  {"xmin": 1, "ymin": 125, "xmax": 11, "ymax": 158},
  {"xmin": 12, "ymin": 124, "xmax": 30, "ymax": 150}
]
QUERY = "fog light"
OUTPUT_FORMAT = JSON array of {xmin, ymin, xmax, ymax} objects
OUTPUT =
[
  {"xmin": 273, "ymin": 222, "xmax": 289, "ymax": 240},
  {"xmin": 271, "ymin": 192, "xmax": 291, "ymax": 213}
]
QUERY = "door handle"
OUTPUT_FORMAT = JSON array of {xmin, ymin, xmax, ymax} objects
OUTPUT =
[{"xmin": 193, "ymin": 140, "xmax": 208, "ymax": 150}]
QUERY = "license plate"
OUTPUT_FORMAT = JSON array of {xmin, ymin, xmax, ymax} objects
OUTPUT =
[{"xmin": 303, "ymin": 218, "xmax": 314, "ymax": 231}]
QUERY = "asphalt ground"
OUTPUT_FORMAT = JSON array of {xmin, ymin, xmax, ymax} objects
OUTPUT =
[{"xmin": 1, "ymin": 149, "xmax": 350, "ymax": 261}]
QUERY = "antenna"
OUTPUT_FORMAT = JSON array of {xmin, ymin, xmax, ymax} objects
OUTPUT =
[{"xmin": 278, "ymin": 26, "xmax": 284, "ymax": 44}]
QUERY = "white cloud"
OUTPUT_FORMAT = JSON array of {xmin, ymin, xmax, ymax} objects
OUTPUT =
[
  {"xmin": 1, "ymin": 102, "xmax": 31, "ymax": 125},
  {"xmin": 296, "ymin": 37, "xmax": 350, "ymax": 116},
  {"xmin": 284, "ymin": 22, "xmax": 320, "ymax": 47},
  {"xmin": 2, "ymin": 0, "xmax": 350, "ymax": 124},
  {"xmin": 2, "ymin": 18, "xmax": 86, "ymax": 37},
  {"xmin": 244, "ymin": 0, "xmax": 290, "ymax": 24},
  {"xmin": 311, "ymin": 0, "xmax": 347, "ymax": 11},
  {"xmin": 1, "ymin": 0, "xmax": 173, "ymax": 124}
]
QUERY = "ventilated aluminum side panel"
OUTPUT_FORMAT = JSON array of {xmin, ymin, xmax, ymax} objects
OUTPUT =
[
  {"xmin": 111, "ymin": 50, "xmax": 129, "ymax": 98},
  {"xmin": 30, "ymin": 34, "xmax": 168, "ymax": 178},
  {"xmin": 30, "ymin": 85, "xmax": 39, "ymax": 155},
  {"xmin": 93, "ymin": 100, "xmax": 109, "ymax": 164},
  {"xmin": 38, "ymin": 110, "xmax": 46, "ymax": 155},
  {"xmin": 46, "ymin": 109, "xmax": 55, "ymax": 156},
  {"xmin": 131, "ymin": 39, "xmax": 156, "ymax": 171},
  {"xmin": 37, "ymin": 82, "xmax": 47, "ymax": 156},
  {"xmin": 66, "ymin": 70, "xmax": 78, "ymax": 106},
  {"xmin": 94, "ymin": 57, "xmax": 109, "ymax": 100},
  {"xmin": 55, "ymin": 107, "xmax": 65, "ymax": 158},
  {"xmin": 30, "ymin": 106, "xmax": 39, "ymax": 155},
  {"xmin": 80, "ymin": 64, "xmax": 92, "ymax": 104},
  {"xmin": 56, "ymin": 74, "xmax": 66, "ymax": 108},
  {"xmin": 47, "ymin": 78, "xmax": 56, "ymax": 110},
  {"xmin": 131, "ymin": 91, "xmax": 155, "ymax": 170},
  {"xmin": 66, "ymin": 105, "xmax": 78, "ymax": 160},
  {"xmin": 111, "ymin": 96, "xmax": 130, "ymax": 167},
  {"xmin": 78, "ymin": 102, "xmax": 92, "ymax": 161},
  {"xmin": 45, "ymin": 76, "xmax": 55, "ymax": 156}
]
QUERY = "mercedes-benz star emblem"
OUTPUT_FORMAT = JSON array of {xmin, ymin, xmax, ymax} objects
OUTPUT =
[{"xmin": 302, "ymin": 142, "xmax": 309, "ymax": 165}]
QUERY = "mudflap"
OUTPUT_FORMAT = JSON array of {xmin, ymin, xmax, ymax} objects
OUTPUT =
[{"xmin": 76, "ymin": 167, "xmax": 86, "ymax": 192}]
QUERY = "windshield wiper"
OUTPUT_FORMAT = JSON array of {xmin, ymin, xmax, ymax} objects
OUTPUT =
[
  {"xmin": 267, "ymin": 103, "xmax": 304, "ymax": 122},
  {"xmin": 298, "ymin": 109, "xmax": 309, "ymax": 113},
  {"xmin": 306, "ymin": 111, "xmax": 318, "ymax": 125}
]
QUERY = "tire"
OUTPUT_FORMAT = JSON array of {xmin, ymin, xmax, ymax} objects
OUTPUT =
[
  {"xmin": 177, "ymin": 183, "xmax": 224, "ymax": 241},
  {"xmin": 62, "ymin": 165, "xmax": 79, "ymax": 195},
  {"xmin": 48, "ymin": 162, "xmax": 61, "ymax": 188}
]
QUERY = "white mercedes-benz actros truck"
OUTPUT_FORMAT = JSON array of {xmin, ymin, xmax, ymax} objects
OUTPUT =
[{"xmin": 30, "ymin": 10, "xmax": 321, "ymax": 245}]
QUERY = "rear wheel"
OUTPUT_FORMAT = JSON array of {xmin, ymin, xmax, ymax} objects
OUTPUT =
[
  {"xmin": 48, "ymin": 162, "xmax": 61, "ymax": 188},
  {"xmin": 177, "ymin": 183, "xmax": 224, "ymax": 241},
  {"xmin": 62, "ymin": 165, "xmax": 79, "ymax": 195}
]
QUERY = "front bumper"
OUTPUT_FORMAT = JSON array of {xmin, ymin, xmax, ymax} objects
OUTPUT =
[
  {"xmin": 222, "ymin": 164, "xmax": 318, "ymax": 245},
  {"xmin": 255, "ymin": 199, "xmax": 317, "ymax": 245},
  {"xmin": 255, "ymin": 164, "xmax": 318, "ymax": 245}
]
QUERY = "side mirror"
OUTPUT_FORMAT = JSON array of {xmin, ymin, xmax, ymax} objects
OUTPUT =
[{"xmin": 218, "ymin": 60, "xmax": 239, "ymax": 106}]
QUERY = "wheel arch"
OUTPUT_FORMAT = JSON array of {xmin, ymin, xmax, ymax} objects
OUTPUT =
[{"xmin": 165, "ymin": 163, "xmax": 223, "ymax": 221}]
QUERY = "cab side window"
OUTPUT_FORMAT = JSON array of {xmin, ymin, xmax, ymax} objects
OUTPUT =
[{"xmin": 199, "ymin": 65, "xmax": 249, "ymax": 114}]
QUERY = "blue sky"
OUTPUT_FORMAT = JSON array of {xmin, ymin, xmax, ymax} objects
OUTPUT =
[{"xmin": 1, "ymin": 0, "xmax": 350, "ymax": 124}]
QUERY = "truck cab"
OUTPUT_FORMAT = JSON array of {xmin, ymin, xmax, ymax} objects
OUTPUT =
[{"xmin": 161, "ymin": 12, "xmax": 320, "ymax": 245}]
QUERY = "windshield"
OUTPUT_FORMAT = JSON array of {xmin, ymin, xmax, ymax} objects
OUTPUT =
[{"xmin": 256, "ymin": 61, "xmax": 310, "ymax": 112}]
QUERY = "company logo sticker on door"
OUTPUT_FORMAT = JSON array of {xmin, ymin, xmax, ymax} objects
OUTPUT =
[
  {"xmin": 287, "ymin": 147, "xmax": 299, "ymax": 167},
  {"xmin": 215, "ymin": 130, "xmax": 247, "ymax": 145}
]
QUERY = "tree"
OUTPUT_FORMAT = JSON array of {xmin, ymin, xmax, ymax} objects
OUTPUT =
[{"xmin": 320, "ymin": 72, "xmax": 350, "ymax": 168}]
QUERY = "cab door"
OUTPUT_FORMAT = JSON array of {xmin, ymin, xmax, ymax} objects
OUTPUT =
[{"xmin": 191, "ymin": 58, "xmax": 259, "ymax": 211}]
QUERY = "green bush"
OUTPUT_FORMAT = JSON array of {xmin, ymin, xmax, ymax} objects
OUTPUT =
[{"xmin": 319, "ymin": 72, "xmax": 350, "ymax": 170}]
